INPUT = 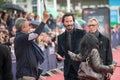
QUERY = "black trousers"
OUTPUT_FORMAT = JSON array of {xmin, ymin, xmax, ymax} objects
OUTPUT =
[{"xmin": 64, "ymin": 65, "xmax": 80, "ymax": 80}]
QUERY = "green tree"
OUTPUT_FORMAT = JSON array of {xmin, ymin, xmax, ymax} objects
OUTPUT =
[
  {"xmin": 0, "ymin": 0, "xmax": 12, "ymax": 5},
  {"xmin": 0, "ymin": 0, "xmax": 12, "ymax": 10}
]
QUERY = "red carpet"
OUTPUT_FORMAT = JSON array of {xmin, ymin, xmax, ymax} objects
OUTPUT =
[
  {"xmin": 111, "ymin": 47, "xmax": 120, "ymax": 80},
  {"xmin": 45, "ymin": 73, "xmax": 64, "ymax": 80},
  {"xmin": 38, "ymin": 73, "xmax": 64, "ymax": 80},
  {"xmin": 39, "ymin": 47, "xmax": 120, "ymax": 80}
]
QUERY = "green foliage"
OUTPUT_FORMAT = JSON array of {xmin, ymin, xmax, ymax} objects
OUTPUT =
[
  {"xmin": 77, "ymin": 13, "xmax": 82, "ymax": 18},
  {"xmin": 0, "ymin": 0, "xmax": 12, "ymax": 5},
  {"xmin": 0, "ymin": 1, "xmax": 5, "ymax": 5}
]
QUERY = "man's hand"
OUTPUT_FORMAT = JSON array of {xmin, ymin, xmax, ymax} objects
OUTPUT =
[
  {"xmin": 106, "ymin": 73, "xmax": 111, "ymax": 80},
  {"xmin": 68, "ymin": 50, "xmax": 73, "ymax": 56},
  {"xmin": 55, "ymin": 52, "xmax": 65, "ymax": 61},
  {"xmin": 107, "ymin": 63, "xmax": 117, "ymax": 80},
  {"xmin": 42, "ymin": 11, "xmax": 49, "ymax": 23}
]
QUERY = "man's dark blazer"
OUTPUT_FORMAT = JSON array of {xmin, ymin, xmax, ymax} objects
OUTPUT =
[
  {"xmin": 97, "ymin": 32, "xmax": 113, "ymax": 65},
  {"xmin": 57, "ymin": 28, "xmax": 86, "ymax": 75}
]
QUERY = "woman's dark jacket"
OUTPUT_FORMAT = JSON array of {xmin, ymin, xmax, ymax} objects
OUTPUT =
[{"xmin": 0, "ymin": 43, "xmax": 12, "ymax": 80}]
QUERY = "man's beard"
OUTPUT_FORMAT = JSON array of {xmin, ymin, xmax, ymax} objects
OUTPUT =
[{"xmin": 65, "ymin": 24, "xmax": 74, "ymax": 31}]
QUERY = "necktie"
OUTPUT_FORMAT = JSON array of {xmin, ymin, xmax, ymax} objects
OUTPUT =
[{"xmin": 68, "ymin": 32, "xmax": 72, "ymax": 50}]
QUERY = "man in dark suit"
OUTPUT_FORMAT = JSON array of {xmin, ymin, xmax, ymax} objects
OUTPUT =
[
  {"xmin": 87, "ymin": 18, "xmax": 113, "ymax": 80},
  {"xmin": 14, "ymin": 11, "xmax": 49, "ymax": 80},
  {"xmin": 56, "ymin": 13, "xmax": 86, "ymax": 80}
]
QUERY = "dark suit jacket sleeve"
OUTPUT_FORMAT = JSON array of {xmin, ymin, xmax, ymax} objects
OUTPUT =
[
  {"xmin": 34, "ymin": 22, "xmax": 45, "ymax": 35},
  {"xmin": 57, "ymin": 36, "xmax": 64, "ymax": 57}
]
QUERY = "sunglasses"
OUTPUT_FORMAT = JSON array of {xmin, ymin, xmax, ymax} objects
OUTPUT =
[{"xmin": 88, "ymin": 24, "xmax": 97, "ymax": 27}]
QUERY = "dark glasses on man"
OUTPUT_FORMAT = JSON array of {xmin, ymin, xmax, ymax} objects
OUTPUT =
[{"xmin": 88, "ymin": 24, "xmax": 97, "ymax": 27}]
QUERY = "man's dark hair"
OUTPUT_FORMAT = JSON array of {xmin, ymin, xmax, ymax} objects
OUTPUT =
[{"xmin": 62, "ymin": 13, "xmax": 75, "ymax": 23}]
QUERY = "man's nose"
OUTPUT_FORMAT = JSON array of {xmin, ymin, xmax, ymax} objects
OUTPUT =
[{"xmin": 68, "ymin": 22, "xmax": 71, "ymax": 25}]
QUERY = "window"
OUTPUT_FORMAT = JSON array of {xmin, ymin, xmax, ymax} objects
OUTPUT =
[
  {"xmin": 32, "ymin": 6, "xmax": 37, "ymax": 13},
  {"xmin": 32, "ymin": 0, "xmax": 37, "ymax": 4},
  {"xmin": 17, "ymin": 0, "xmax": 26, "ymax": 3}
]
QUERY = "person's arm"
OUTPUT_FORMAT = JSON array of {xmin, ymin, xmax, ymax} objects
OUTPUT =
[
  {"xmin": 56, "ymin": 36, "xmax": 65, "ymax": 61},
  {"xmin": 28, "ymin": 22, "xmax": 45, "ymax": 40},
  {"xmin": 28, "ymin": 11, "xmax": 49, "ymax": 40},
  {"xmin": 90, "ymin": 49, "xmax": 115, "ymax": 74},
  {"xmin": 55, "ymin": 52, "xmax": 65, "ymax": 61},
  {"xmin": 68, "ymin": 50, "xmax": 82, "ymax": 61}
]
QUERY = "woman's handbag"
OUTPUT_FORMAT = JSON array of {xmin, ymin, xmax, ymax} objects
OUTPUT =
[{"xmin": 77, "ymin": 57, "xmax": 103, "ymax": 80}]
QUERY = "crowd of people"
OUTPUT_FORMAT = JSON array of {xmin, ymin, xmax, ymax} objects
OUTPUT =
[
  {"xmin": 111, "ymin": 24, "xmax": 120, "ymax": 48},
  {"xmin": 0, "ymin": 8, "xmax": 120, "ymax": 80}
]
